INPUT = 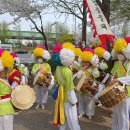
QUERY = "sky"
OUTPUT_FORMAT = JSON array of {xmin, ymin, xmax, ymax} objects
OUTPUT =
[{"xmin": 0, "ymin": 12, "xmax": 82, "ymax": 33}]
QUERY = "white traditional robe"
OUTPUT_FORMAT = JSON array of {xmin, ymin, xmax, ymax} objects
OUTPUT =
[
  {"xmin": 112, "ymin": 76, "xmax": 130, "ymax": 130},
  {"xmin": 0, "ymin": 115, "xmax": 14, "ymax": 130},
  {"xmin": 78, "ymin": 94, "xmax": 95, "ymax": 117},
  {"xmin": 35, "ymin": 76, "xmax": 54, "ymax": 105},
  {"xmin": 60, "ymin": 89, "xmax": 80, "ymax": 130}
]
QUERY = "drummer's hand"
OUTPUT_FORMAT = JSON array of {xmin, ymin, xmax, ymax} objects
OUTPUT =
[
  {"xmin": 70, "ymin": 103, "xmax": 76, "ymax": 106},
  {"xmin": 112, "ymin": 72, "xmax": 117, "ymax": 78},
  {"xmin": 36, "ymin": 68, "xmax": 42, "ymax": 73},
  {"xmin": 11, "ymin": 87, "xmax": 15, "ymax": 90},
  {"xmin": 108, "ymin": 78, "xmax": 118, "ymax": 86},
  {"xmin": 93, "ymin": 64, "xmax": 97, "ymax": 68}
]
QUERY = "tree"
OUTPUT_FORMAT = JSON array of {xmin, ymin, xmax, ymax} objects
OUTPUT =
[
  {"xmin": 121, "ymin": 22, "xmax": 129, "ymax": 37},
  {"xmin": 57, "ymin": 34, "xmax": 74, "ymax": 43},
  {"xmin": 96, "ymin": 0, "xmax": 110, "ymax": 23},
  {"xmin": 111, "ymin": 0, "xmax": 130, "ymax": 23},
  {"xmin": 56, "ymin": 22, "xmax": 69, "ymax": 34},
  {"xmin": 1, "ymin": 0, "xmax": 51, "ymax": 50},
  {"xmin": 0, "ymin": 21, "xmax": 10, "ymax": 44},
  {"xmin": 49, "ymin": 0, "xmax": 87, "ymax": 43},
  {"xmin": 49, "ymin": 0, "xmax": 111, "ymax": 44},
  {"xmin": 45, "ymin": 22, "xmax": 69, "ymax": 34}
]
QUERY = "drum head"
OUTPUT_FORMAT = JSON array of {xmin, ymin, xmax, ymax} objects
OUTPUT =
[{"xmin": 11, "ymin": 85, "xmax": 35, "ymax": 110}]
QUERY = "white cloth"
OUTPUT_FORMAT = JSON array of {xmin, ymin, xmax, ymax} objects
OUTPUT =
[
  {"xmin": 112, "ymin": 97, "xmax": 130, "ymax": 130},
  {"xmin": 34, "ymin": 85, "xmax": 48, "ymax": 105},
  {"xmin": 11, "ymin": 81, "xmax": 19, "ymax": 89},
  {"xmin": 21, "ymin": 75, "xmax": 26, "ymax": 85},
  {"xmin": 118, "ymin": 76, "xmax": 130, "ymax": 85},
  {"xmin": 60, "ymin": 89, "xmax": 80, "ymax": 130},
  {"xmin": 78, "ymin": 94, "xmax": 95, "ymax": 117},
  {"xmin": 0, "ymin": 115, "xmax": 14, "ymax": 130},
  {"xmin": 93, "ymin": 84, "xmax": 104, "ymax": 102},
  {"xmin": 112, "ymin": 63, "xmax": 130, "ymax": 130}
]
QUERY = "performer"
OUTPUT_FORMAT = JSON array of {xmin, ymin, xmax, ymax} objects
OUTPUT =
[
  {"xmin": 0, "ymin": 51, "xmax": 15, "ymax": 130},
  {"xmin": 78, "ymin": 50, "xmax": 100, "ymax": 119},
  {"xmin": 31, "ymin": 47, "xmax": 52, "ymax": 110},
  {"xmin": 110, "ymin": 38, "xmax": 130, "ymax": 130},
  {"xmin": 19, "ymin": 64, "xmax": 29, "ymax": 84},
  {"xmin": 94, "ymin": 47, "xmax": 111, "ymax": 72},
  {"xmin": 94, "ymin": 47, "xmax": 111, "ymax": 102},
  {"xmin": 52, "ymin": 43, "xmax": 80, "ymax": 130},
  {"xmin": 8, "ymin": 54, "xmax": 22, "ymax": 89}
]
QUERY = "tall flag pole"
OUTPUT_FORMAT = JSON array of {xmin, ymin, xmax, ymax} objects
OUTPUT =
[{"xmin": 84, "ymin": 0, "xmax": 115, "ymax": 50}]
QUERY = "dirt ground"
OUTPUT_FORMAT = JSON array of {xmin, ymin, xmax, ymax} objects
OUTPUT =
[{"xmin": 14, "ymin": 97, "xmax": 112, "ymax": 130}]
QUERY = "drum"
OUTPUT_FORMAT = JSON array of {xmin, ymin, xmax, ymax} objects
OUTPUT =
[
  {"xmin": 70, "ymin": 65, "xmax": 78, "ymax": 74},
  {"xmin": 11, "ymin": 85, "xmax": 36, "ymax": 110},
  {"xmin": 99, "ymin": 82, "xmax": 128, "ymax": 108},
  {"xmin": 73, "ymin": 70, "xmax": 98, "ymax": 96},
  {"xmin": 81, "ymin": 80, "xmax": 98, "ymax": 96},
  {"xmin": 33, "ymin": 71, "xmax": 52, "ymax": 87},
  {"xmin": 73, "ymin": 71, "xmax": 86, "ymax": 91},
  {"xmin": 0, "ymin": 78, "xmax": 10, "ymax": 88},
  {"xmin": 37, "ymin": 73, "xmax": 52, "ymax": 87}
]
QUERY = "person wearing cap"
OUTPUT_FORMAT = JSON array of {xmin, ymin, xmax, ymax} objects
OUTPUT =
[
  {"xmin": 94, "ymin": 47, "xmax": 111, "ymax": 103},
  {"xmin": 0, "ymin": 51, "xmax": 15, "ymax": 130},
  {"xmin": 52, "ymin": 43, "xmax": 80, "ymax": 130},
  {"xmin": 8, "ymin": 55, "xmax": 22, "ymax": 89},
  {"xmin": 19, "ymin": 64, "xmax": 29, "ymax": 85},
  {"xmin": 31, "ymin": 47, "xmax": 52, "ymax": 110},
  {"xmin": 110, "ymin": 38, "xmax": 130, "ymax": 130},
  {"xmin": 71, "ymin": 46, "xmax": 82, "ymax": 74},
  {"xmin": 78, "ymin": 51, "xmax": 100, "ymax": 120}
]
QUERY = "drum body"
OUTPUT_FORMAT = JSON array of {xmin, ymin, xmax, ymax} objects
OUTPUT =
[
  {"xmin": 99, "ymin": 82, "xmax": 128, "ymax": 108},
  {"xmin": 36, "ymin": 73, "xmax": 52, "ymax": 87},
  {"xmin": 81, "ymin": 80, "xmax": 98, "ymax": 96},
  {"xmin": 73, "ymin": 71, "xmax": 98, "ymax": 96},
  {"xmin": 71, "ymin": 65, "xmax": 78, "ymax": 74}
]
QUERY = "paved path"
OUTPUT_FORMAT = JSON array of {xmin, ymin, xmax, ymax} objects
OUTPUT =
[{"xmin": 14, "ymin": 97, "xmax": 112, "ymax": 130}]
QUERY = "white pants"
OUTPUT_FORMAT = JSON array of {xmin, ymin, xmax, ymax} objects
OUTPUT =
[
  {"xmin": 35, "ymin": 85, "xmax": 48, "ymax": 105},
  {"xmin": 78, "ymin": 94, "xmax": 95, "ymax": 117},
  {"xmin": 112, "ymin": 97, "xmax": 130, "ymax": 130},
  {"xmin": 0, "ymin": 115, "xmax": 14, "ymax": 130},
  {"xmin": 60, "ymin": 103, "xmax": 80, "ymax": 130}
]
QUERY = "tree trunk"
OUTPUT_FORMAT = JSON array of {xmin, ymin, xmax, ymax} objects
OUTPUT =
[
  {"xmin": 102, "ymin": 0, "xmax": 110, "ymax": 24},
  {"xmin": 96, "ymin": 0, "xmax": 110, "ymax": 24},
  {"xmin": 41, "ymin": 31, "xmax": 48, "ymax": 50},
  {"xmin": 82, "ymin": 1, "xmax": 87, "ymax": 45}
]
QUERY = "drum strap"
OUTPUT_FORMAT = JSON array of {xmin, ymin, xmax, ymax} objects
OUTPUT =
[
  {"xmin": 85, "ymin": 70, "xmax": 94, "ymax": 80},
  {"xmin": 39, "ymin": 64, "xmax": 48, "ymax": 74},
  {"xmin": 119, "ymin": 61, "xmax": 127, "ymax": 77}
]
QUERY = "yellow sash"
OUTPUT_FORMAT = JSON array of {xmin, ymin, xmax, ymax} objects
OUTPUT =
[
  {"xmin": 119, "ymin": 61, "xmax": 127, "ymax": 77},
  {"xmin": 40, "ymin": 64, "xmax": 48, "ymax": 73},
  {"xmin": 53, "ymin": 69, "xmax": 65, "ymax": 125}
]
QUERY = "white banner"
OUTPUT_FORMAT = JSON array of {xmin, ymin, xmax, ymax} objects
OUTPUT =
[{"xmin": 85, "ymin": 0, "xmax": 113, "ymax": 35}]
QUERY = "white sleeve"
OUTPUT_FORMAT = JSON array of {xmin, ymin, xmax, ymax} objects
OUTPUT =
[
  {"xmin": 24, "ymin": 67, "xmax": 29, "ymax": 76},
  {"xmin": 68, "ymin": 89, "xmax": 77, "ymax": 105},
  {"xmin": 118, "ymin": 76, "xmax": 130, "ymax": 86},
  {"xmin": 11, "ymin": 81, "xmax": 19, "ymax": 89},
  {"xmin": 21, "ymin": 76, "xmax": 26, "ymax": 85}
]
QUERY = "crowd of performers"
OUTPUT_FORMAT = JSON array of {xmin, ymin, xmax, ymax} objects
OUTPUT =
[{"xmin": 0, "ymin": 37, "xmax": 130, "ymax": 130}]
